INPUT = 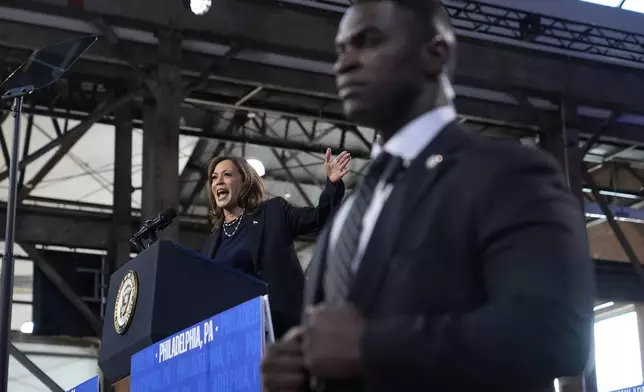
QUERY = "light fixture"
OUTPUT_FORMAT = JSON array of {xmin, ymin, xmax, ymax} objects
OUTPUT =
[
  {"xmin": 594, "ymin": 301, "xmax": 615, "ymax": 311},
  {"xmin": 246, "ymin": 158, "xmax": 266, "ymax": 177},
  {"xmin": 20, "ymin": 321, "xmax": 34, "ymax": 334},
  {"xmin": 622, "ymin": 0, "xmax": 644, "ymax": 13},
  {"xmin": 284, "ymin": 193, "xmax": 292, "ymax": 199},
  {"xmin": 579, "ymin": 0, "xmax": 623, "ymax": 6},
  {"xmin": 184, "ymin": 0, "xmax": 212, "ymax": 15}
]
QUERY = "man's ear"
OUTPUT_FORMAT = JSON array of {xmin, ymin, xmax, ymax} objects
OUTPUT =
[{"xmin": 421, "ymin": 35, "xmax": 450, "ymax": 77}]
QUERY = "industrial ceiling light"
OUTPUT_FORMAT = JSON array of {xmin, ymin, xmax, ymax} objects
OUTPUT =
[
  {"xmin": 184, "ymin": 0, "xmax": 212, "ymax": 15},
  {"xmin": 622, "ymin": 0, "xmax": 644, "ymax": 13},
  {"xmin": 579, "ymin": 0, "xmax": 622, "ymax": 6},
  {"xmin": 20, "ymin": 321, "xmax": 33, "ymax": 334},
  {"xmin": 594, "ymin": 301, "xmax": 615, "ymax": 312},
  {"xmin": 246, "ymin": 158, "xmax": 266, "ymax": 177}
]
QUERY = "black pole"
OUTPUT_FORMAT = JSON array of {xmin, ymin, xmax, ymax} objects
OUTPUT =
[
  {"xmin": 8, "ymin": 343, "xmax": 63, "ymax": 392},
  {"xmin": 0, "ymin": 96, "xmax": 23, "ymax": 391}
]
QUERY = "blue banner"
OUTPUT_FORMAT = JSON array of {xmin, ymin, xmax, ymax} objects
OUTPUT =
[
  {"xmin": 67, "ymin": 376, "xmax": 99, "ymax": 392},
  {"xmin": 611, "ymin": 385, "xmax": 644, "ymax": 392},
  {"xmin": 130, "ymin": 297, "xmax": 263, "ymax": 392}
]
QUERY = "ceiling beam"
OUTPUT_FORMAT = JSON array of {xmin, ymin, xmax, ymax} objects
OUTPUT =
[
  {"xmin": 0, "ymin": 202, "xmax": 315, "ymax": 251},
  {"xmin": 2, "ymin": 1, "xmax": 644, "ymax": 115},
  {"xmin": 0, "ymin": 203, "xmax": 209, "ymax": 252},
  {"xmin": 13, "ymin": 85, "xmax": 644, "ymax": 151},
  {"xmin": 2, "ymin": 31, "xmax": 643, "ymax": 148}
]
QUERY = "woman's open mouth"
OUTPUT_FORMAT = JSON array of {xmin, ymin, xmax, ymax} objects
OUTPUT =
[{"xmin": 216, "ymin": 189, "xmax": 229, "ymax": 200}]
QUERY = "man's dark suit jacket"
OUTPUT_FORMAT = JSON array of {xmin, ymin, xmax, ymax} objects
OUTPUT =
[
  {"xmin": 305, "ymin": 122, "xmax": 595, "ymax": 392},
  {"xmin": 202, "ymin": 178, "xmax": 345, "ymax": 338}
]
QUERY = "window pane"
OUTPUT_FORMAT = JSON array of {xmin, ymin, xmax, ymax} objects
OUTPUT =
[
  {"xmin": 595, "ymin": 311, "xmax": 643, "ymax": 392},
  {"xmin": 622, "ymin": 0, "xmax": 644, "ymax": 13}
]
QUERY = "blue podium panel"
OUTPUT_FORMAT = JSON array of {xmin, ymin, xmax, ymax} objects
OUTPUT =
[
  {"xmin": 67, "ymin": 376, "xmax": 99, "ymax": 392},
  {"xmin": 130, "ymin": 297, "xmax": 263, "ymax": 392},
  {"xmin": 611, "ymin": 385, "xmax": 644, "ymax": 392}
]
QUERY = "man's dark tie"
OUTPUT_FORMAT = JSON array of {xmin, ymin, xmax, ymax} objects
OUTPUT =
[{"xmin": 324, "ymin": 152, "xmax": 404, "ymax": 303}]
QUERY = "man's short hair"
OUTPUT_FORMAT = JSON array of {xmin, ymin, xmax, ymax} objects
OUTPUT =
[
  {"xmin": 351, "ymin": 0, "xmax": 457, "ymax": 76},
  {"xmin": 351, "ymin": 0, "xmax": 453, "ymax": 38}
]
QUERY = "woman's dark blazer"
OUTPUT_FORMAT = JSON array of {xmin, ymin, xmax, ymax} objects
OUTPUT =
[{"xmin": 202, "ymin": 178, "xmax": 345, "ymax": 336}]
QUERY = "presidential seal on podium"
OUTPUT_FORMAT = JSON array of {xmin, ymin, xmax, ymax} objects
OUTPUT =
[{"xmin": 114, "ymin": 270, "xmax": 138, "ymax": 335}]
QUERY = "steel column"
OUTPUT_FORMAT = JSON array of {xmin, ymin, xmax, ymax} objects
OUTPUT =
[
  {"xmin": 560, "ymin": 102, "xmax": 584, "ymax": 206},
  {"xmin": 107, "ymin": 92, "xmax": 133, "ymax": 272},
  {"xmin": 0, "ymin": 97, "xmax": 22, "ymax": 392},
  {"xmin": 539, "ymin": 100, "xmax": 584, "ymax": 205},
  {"xmin": 562, "ymin": 102, "xmax": 598, "ymax": 392},
  {"xmin": 141, "ymin": 30, "xmax": 183, "ymax": 240},
  {"xmin": 539, "ymin": 99, "xmax": 597, "ymax": 392}
]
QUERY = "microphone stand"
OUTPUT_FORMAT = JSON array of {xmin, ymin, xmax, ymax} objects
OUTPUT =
[
  {"xmin": 0, "ymin": 85, "xmax": 34, "ymax": 389},
  {"xmin": 129, "ymin": 221, "xmax": 160, "ymax": 252}
]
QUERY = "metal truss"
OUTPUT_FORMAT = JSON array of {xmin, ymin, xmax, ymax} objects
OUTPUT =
[
  {"xmin": 584, "ymin": 167, "xmax": 644, "ymax": 297},
  {"xmin": 177, "ymin": 105, "xmax": 375, "ymax": 211},
  {"xmin": 3, "ymin": 12, "xmax": 644, "ymax": 145},
  {"xmin": 580, "ymin": 125, "xmax": 644, "ymax": 313},
  {"xmin": 293, "ymin": 0, "xmax": 644, "ymax": 67},
  {"xmin": 4, "ymin": 31, "xmax": 644, "ymax": 219},
  {"xmin": 444, "ymin": 0, "xmax": 644, "ymax": 66},
  {"xmin": 6, "ymin": 73, "xmax": 644, "ymax": 214}
]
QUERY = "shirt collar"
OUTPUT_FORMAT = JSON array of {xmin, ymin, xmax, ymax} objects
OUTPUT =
[{"xmin": 371, "ymin": 105, "xmax": 457, "ymax": 163}]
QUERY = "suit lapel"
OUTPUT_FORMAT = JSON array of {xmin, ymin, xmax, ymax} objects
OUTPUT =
[
  {"xmin": 349, "ymin": 122, "xmax": 470, "ymax": 312},
  {"xmin": 246, "ymin": 205, "xmax": 266, "ymax": 271},
  {"xmin": 205, "ymin": 229, "xmax": 221, "ymax": 259}
]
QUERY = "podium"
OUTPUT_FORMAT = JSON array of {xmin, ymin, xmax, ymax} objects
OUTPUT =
[{"xmin": 98, "ymin": 240, "xmax": 269, "ymax": 390}]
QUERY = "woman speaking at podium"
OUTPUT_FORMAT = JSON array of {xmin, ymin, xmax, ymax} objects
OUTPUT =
[{"xmin": 202, "ymin": 150, "xmax": 351, "ymax": 338}]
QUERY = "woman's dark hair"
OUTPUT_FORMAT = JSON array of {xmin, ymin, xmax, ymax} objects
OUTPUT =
[{"xmin": 205, "ymin": 156, "xmax": 265, "ymax": 229}]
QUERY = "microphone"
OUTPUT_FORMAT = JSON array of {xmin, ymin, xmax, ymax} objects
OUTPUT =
[{"xmin": 130, "ymin": 208, "xmax": 177, "ymax": 250}]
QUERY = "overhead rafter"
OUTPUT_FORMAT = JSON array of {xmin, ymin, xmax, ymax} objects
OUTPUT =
[
  {"xmin": 2, "ymin": 0, "xmax": 644, "ymax": 115},
  {"xmin": 290, "ymin": 0, "xmax": 644, "ymax": 67},
  {"xmin": 0, "ymin": 201, "xmax": 316, "ymax": 250},
  {"xmin": 0, "ymin": 89, "xmax": 141, "ymax": 183}
]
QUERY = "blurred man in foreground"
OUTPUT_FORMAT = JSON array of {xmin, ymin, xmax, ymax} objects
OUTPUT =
[{"xmin": 262, "ymin": 1, "xmax": 595, "ymax": 391}]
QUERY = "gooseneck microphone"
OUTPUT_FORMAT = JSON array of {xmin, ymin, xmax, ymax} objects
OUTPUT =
[{"xmin": 130, "ymin": 208, "xmax": 177, "ymax": 251}]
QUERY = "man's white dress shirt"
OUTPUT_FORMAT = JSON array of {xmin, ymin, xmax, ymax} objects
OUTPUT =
[{"xmin": 327, "ymin": 105, "xmax": 458, "ymax": 271}]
